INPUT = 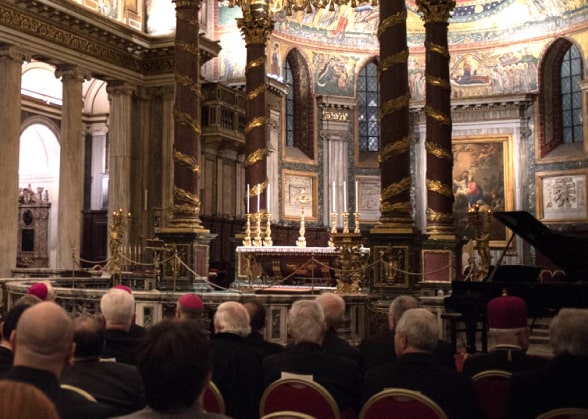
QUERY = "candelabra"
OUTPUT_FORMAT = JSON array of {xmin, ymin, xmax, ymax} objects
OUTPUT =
[
  {"xmin": 342, "ymin": 212, "xmax": 350, "ymax": 234},
  {"xmin": 296, "ymin": 190, "xmax": 310, "ymax": 247},
  {"xmin": 328, "ymin": 212, "xmax": 338, "ymax": 247},
  {"xmin": 253, "ymin": 212, "xmax": 263, "ymax": 247},
  {"xmin": 243, "ymin": 213, "xmax": 252, "ymax": 246},
  {"xmin": 263, "ymin": 212, "xmax": 273, "ymax": 246},
  {"xmin": 354, "ymin": 212, "xmax": 361, "ymax": 234},
  {"xmin": 109, "ymin": 209, "xmax": 131, "ymax": 280},
  {"xmin": 467, "ymin": 203, "xmax": 492, "ymax": 281}
]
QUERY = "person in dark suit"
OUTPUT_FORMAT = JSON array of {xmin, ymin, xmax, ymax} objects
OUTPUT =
[
  {"xmin": 462, "ymin": 295, "xmax": 548, "ymax": 377},
  {"xmin": 61, "ymin": 314, "xmax": 146, "ymax": 416},
  {"xmin": 359, "ymin": 295, "xmax": 455, "ymax": 373},
  {"xmin": 263, "ymin": 299, "xmax": 361, "ymax": 414},
  {"xmin": 363, "ymin": 308, "xmax": 480, "ymax": 419},
  {"xmin": 314, "ymin": 292, "xmax": 360, "ymax": 364},
  {"xmin": 100, "ymin": 287, "xmax": 141, "ymax": 365},
  {"xmin": 176, "ymin": 293, "xmax": 205, "ymax": 321},
  {"xmin": 243, "ymin": 298, "xmax": 284, "ymax": 358},
  {"xmin": 113, "ymin": 285, "xmax": 146, "ymax": 339},
  {"xmin": 210, "ymin": 301, "xmax": 264, "ymax": 419},
  {"xmin": 0, "ymin": 299, "xmax": 40, "ymax": 377},
  {"xmin": 115, "ymin": 319, "xmax": 230, "ymax": 419},
  {"xmin": 4, "ymin": 301, "xmax": 113, "ymax": 419},
  {"xmin": 508, "ymin": 308, "xmax": 588, "ymax": 418}
]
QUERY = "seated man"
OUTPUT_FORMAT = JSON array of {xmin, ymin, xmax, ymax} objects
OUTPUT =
[
  {"xmin": 263, "ymin": 300, "xmax": 360, "ymax": 414},
  {"xmin": 211, "ymin": 301, "xmax": 264, "ymax": 419},
  {"xmin": 363, "ymin": 308, "xmax": 479, "ymax": 419},
  {"xmin": 61, "ymin": 314, "xmax": 146, "ymax": 416},
  {"xmin": 176, "ymin": 293, "xmax": 206, "ymax": 324},
  {"xmin": 462, "ymin": 294, "xmax": 548, "ymax": 376},
  {"xmin": 314, "ymin": 293, "xmax": 360, "ymax": 364},
  {"xmin": 509, "ymin": 308, "xmax": 588, "ymax": 418},
  {"xmin": 100, "ymin": 288, "xmax": 140, "ymax": 365},
  {"xmin": 27, "ymin": 281, "xmax": 56, "ymax": 302},
  {"xmin": 359, "ymin": 295, "xmax": 455, "ymax": 373},
  {"xmin": 243, "ymin": 298, "xmax": 284, "ymax": 358},
  {"xmin": 116, "ymin": 319, "xmax": 230, "ymax": 418},
  {"xmin": 4, "ymin": 302, "xmax": 113, "ymax": 419},
  {"xmin": 0, "ymin": 298, "xmax": 40, "ymax": 377}
]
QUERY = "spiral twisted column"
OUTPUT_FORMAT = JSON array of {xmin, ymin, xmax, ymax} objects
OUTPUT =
[
  {"xmin": 373, "ymin": 0, "xmax": 414, "ymax": 233},
  {"xmin": 238, "ymin": 2, "xmax": 273, "ymax": 215},
  {"xmin": 417, "ymin": 0, "xmax": 456, "ymax": 238},
  {"xmin": 170, "ymin": 0, "xmax": 204, "ymax": 230}
]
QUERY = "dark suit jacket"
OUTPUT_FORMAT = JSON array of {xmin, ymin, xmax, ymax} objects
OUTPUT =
[
  {"xmin": 61, "ymin": 357, "xmax": 146, "ymax": 416},
  {"xmin": 362, "ymin": 352, "xmax": 479, "ymax": 419},
  {"xmin": 5, "ymin": 366, "xmax": 114, "ymax": 419},
  {"xmin": 462, "ymin": 345, "xmax": 549, "ymax": 377},
  {"xmin": 508, "ymin": 354, "xmax": 588, "ymax": 419},
  {"xmin": 322, "ymin": 327, "xmax": 361, "ymax": 365},
  {"xmin": 0, "ymin": 346, "xmax": 13, "ymax": 377},
  {"xmin": 263, "ymin": 342, "xmax": 360, "ymax": 412},
  {"xmin": 210, "ymin": 332, "xmax": 264, "ymax": 419},
  {"xmin": 359, "ymin": 330, "xmax": 456, "ymax": 373},
  {"xmin": 101, "ymin": 329, "xmax": 141, "ymax": 365},
  {"xmin": 113, "ymin": 403, "xmax": 231, "ymax": 419},
  {"xmin": 243, "ymin": 331, "xmax": 284, "ymax": 358}
]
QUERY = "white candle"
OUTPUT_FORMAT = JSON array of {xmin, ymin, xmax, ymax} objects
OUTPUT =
[
  {"xmin": 246, "ymin": 184, "xmax": 250, "ymax": 213},
  {"xmin": 355, "ymin": 180, "xmax": 359, "ymax": 212},
  {"xmin": 343, "ymin": 181, "xmax": 347, "ymax": 213},
  {"xmin": 267, "ymin": 183, "xmax": 270, "ymax": 211},
  {"xmin": 257, "ymin": 183, "xmax": 261, "ymax": 212},
  {"xmin": 332, "ymin": 181, "xmax": 336, "ymax": 213}
]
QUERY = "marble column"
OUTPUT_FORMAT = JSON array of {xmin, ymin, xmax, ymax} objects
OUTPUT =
[
  {"xmin": 55, "ymin": 65, "xmax": 88, "ymax": 269},
  {"xmin": 373, "ymin": 0, "xmax": 414, "ymax": 232},
  {"xmin": 88, "ymin": 122, "xmax": 109, "ymax": 210},
  {"xmin": 106, "ymin": 81, "xmax": 134, "ymax": 251},
  {"xmin": 0, "ymin": 45, "xmax": 24, "ymax": 276},
  {"xmin": 237, "ymin": 2, "xmax": 273, "ymax": 215},
  {"xmin": 417, "ymin": 0, "xmax": 456, "ymax": 238},
  {"xmin": 168, "ymin": 0, "xmax": 205, "ymax": 230}
]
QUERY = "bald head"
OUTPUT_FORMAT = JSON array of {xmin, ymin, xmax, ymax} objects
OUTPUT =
[
  {"xmin": 315, "ymin": 293, "xmax": 345, "ymax": 329},
  {"xmin": 12, "ymin": 302, "xmax": 74, "ymax": 377}
]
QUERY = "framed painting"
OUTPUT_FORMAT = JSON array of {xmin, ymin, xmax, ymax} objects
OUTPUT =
[
  {"xmin": 282, "ymin": 170, "xmax": 318, "ymax": 221},
  {"xmin": 536, "ymin": 169, "xmax": 588, "ymax": 222},
  {"xmin": 452, "ymin": 135, "xmax": 514, "ymax": 248}
]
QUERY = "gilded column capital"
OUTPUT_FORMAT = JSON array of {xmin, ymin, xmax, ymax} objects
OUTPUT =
[
  {"xmin": 416, "ymin": 0, "xmax": 456, "ymax": 23},
  {"xmin": 173, "ymin": 0, "xmax": 201, "ymax": 9},
  {"xmin": 237, "ymin": 13, "xmax": 274, "ymax": 45}
]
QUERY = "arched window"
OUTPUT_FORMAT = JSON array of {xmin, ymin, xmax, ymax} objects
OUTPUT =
[
  {"xmin": 283, "ymin": 49, "xmax": 315, "ymax": 160},
  {"xmin": 357, "ymin": 60, "xmax": 379, "ymax": 153},
  {"xmin": 561, "ymin": 44, "xmax": 583, "ymax": 144},
  {"xmin": 537, "ymin": 38, "xmax": 585, "ymax": 159}
]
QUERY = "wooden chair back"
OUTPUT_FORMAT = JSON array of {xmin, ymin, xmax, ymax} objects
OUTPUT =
[
  {"xmin": 260, "ymin": 378, "xmax": 341, "ymax": 419},
  {"xmin": 359, "ymin": 388, "xmax": 447, "ymax": 419},
  {"xmin": 535, "ymin": 408, "xmax": 588, "ymax": 419},
  {"xmin": 202, "ymin": 381, "xmax": 226, "ymax": 414}
]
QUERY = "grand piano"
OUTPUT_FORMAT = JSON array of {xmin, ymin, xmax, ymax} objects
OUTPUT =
[{"xmin": 444, "ymin": 211, "xmax": 588, "ymax": 352}]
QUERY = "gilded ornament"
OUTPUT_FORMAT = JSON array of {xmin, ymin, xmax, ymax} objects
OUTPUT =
[
  {"xmin": 426, "ymin": 73, "xmax": 450, "ymax": 89},
  {"xmin": 426, "ymin": 207, "xmax": 452, "ymax": 223},
  {"xmin": 173, "ymin": 186, "xmax": 200, "ymax": 206},
  {"xmin": 425, "ymin": 40, "xmax": 450, "ymax": 58},
  {"xmin": 381, "ymin": 177, "xmax": 411, "ymax": 200},
  {"xmin": 416, "ymin": 0, "xmax": 456, "ymax": 23},
  {"xmin": 379, "ymin": 92, "xmax": 411, "ymax": 119},
  {"xmin": 377, "ymin": 10, "xmax": 407, "ymax": 38},
  {"xmin": 380, "ymin": 201, "xmax": 412, "ymax": 213},
  {"xmin": 378, "ymin": 136, "xmax": 411, "ymax": 163},
  {"xmin": 424, "ymin": 104, "xmax": 451, "ymax": 125},
  {"xmin": 174, "ymin": 150, "xmax": 200, "ymax": 173},
  {"xmin": 173, "ymin": 108, "xmax": 202, "ymax": 135},
  {"xmin": 176, "ymin": 41, "xmax": 200, "ymax": 57},
  {"xmin": 244, "ymin": 116, "xmax": 266, "ymax": 134},
  {"xmin": 379, "ymin": 50, "xmax": 409, "ymax": 76},
  {"xmin": 175, "ymin": 73, "xmax": 201, "ymax": 96},
  {"xmin": 246, "ymin": 56, "xmax": 266, "ymax": 71},
  {"xmin": 426, "ymin": 178, "xmax": 453, "ymax": 197},
  {"xmin": 246, "ymin": 84, "xmax": 266, "ymax": 101},
  {"xmin": 243, "ymin": 148, "xmax": 269, "ymax": 168},
  {"xmin": 425, "ymin": 141, "xmax": 452, "ymax": 162}
]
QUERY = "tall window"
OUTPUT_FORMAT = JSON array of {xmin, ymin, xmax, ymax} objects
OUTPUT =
[
  {"xmin": 282, "ymin": 50, "xmax": 315, "ymax": 159},
  {"xmin": 561, "ymin": 45, "xmax": 583, "ymax": 144},
  {"xmin": 358, "ymin": 61, "xmax": 379, "ymax": 152},
  {"xmin": 284, "ymin": 59, "xmax": 294, "ymax": 147}
]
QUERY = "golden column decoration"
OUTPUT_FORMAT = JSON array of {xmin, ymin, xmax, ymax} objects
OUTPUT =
[
  {"xmin": 170, "ymin": 0, "xmax": 205, "ymax": 230},
  {"xmin": 372, "ymin": 0, "xmax": 414, "ymax": 232},
  {"xmin": 417, "ymin": 0, "xmax": 456, "ymax": 238}
]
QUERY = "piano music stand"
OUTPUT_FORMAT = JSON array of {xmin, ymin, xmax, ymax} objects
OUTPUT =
[{"xmin": 441, "ymin": 312, "xmax": 487, "ymax": 355}]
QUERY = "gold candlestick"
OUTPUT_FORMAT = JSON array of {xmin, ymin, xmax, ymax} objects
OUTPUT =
[
  {"xmin": 253, "ymin": 212, "xmax": 262, "ymax": 247},
  {"xmin": 328, "ymin": 212, "xmax": 338, "ymax": 247},
  {"xmin": 296, "ymin": 189, "xmax": 310, "ymax": 248},
  {"xmin": 354, "ymin": 212, "xmax": 361, "ymax": 234},
  {"xmin": 263, "ymin": 212, "xmax": 273, "ymax": 247},
  {"xmin": 342, "ymin": 212, "xmax": 350, "ymax": 234},
  {"xmin": 243, "ymin": 213, "xmax": 252, "ymax": 246}
]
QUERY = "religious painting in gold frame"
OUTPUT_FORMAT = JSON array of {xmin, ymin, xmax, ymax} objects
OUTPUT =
[
  {"xmin": 372, "ymin": 245, "xmax": 409, "ymax": 289},
  {"xmin": 282, "ymin": 170, "xmax": 318, "ymax": 222},
  {"xmin": 536, "ymin": 169, "xmax": 588, "ymax": 223},
  {"xmin": 452, "ymin": 135, "xmax": 514, "ymax": 248}
]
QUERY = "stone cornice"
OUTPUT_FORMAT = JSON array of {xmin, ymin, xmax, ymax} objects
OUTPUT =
[{"xmin": 0, "ymin": 0, "xmax": 220, "ymax": 83}]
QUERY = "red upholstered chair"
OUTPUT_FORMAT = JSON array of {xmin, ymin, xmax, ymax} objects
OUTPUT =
[
  {"xmin": 472, "ymin": 370, "xmax": 512, "ymax": 419},
  {"xmin": 260, "ymin": 378, "xmax": 341, "ymax": 419},
  {"xmin": 535, "ymin": 408, "xmax": 588, "ymax": 419},
  {"xmin": 202, "ymin": 381, "xmax": 226, "ymax": 414},
  {"xmin": 261, "ymin": 412, "xmax": 317, "ymax": 419},
  {"xmin": 359, "ymin": 388, "xmax": 447, "ymax": 419}
]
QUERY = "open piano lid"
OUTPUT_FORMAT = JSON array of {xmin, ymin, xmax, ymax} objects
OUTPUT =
[{"xmin": 493, "ymin": 211, "xmax": 588, "ymax": 280}]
